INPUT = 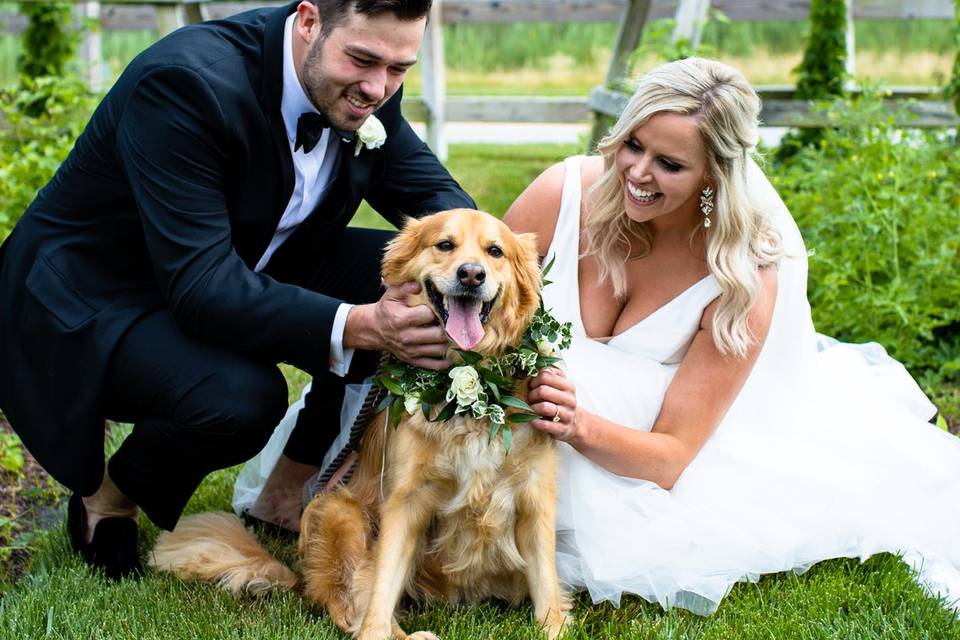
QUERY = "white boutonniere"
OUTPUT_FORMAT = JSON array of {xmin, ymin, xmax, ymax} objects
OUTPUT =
[{"xmin": 355, "ymin": 114, "xmax": 386, "ymax": 157}]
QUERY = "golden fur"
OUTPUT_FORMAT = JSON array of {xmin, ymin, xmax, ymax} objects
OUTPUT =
[{"xmin": 151, "ymin": 209, "xmax": 571, "ymax": 640}]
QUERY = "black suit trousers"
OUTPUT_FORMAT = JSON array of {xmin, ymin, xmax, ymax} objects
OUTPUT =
[{"xmin": 103, "ymin": 227, "xmax": 392, "ymax": 530}]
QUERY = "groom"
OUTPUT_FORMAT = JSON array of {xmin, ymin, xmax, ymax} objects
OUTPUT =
[{"xmin": 0, "ymin": 0, "xmax": 473, "ymax": 578}]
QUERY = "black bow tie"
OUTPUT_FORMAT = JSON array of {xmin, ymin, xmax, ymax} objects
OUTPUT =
[
  {"xmin": 295, "ymin": 112, "xmax": 328, "ymax": 154},
  {"xmin": 295, "ymin": 112, "xmax": 356, "ymax": 154}
]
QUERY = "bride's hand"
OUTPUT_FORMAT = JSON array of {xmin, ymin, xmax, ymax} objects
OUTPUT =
[{"xmin": 527, "ymin": 367, "xmax": 579, "ymax": 442}]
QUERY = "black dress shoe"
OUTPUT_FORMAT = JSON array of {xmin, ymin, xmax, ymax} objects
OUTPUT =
[{"xmin": 67, "ymin": 493, "xmax": 142, "ymax": 580}]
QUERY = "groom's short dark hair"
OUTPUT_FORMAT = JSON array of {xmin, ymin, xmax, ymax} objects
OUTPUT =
[{"xmin": 315, "ymin": 0, "xmax": 432, "ymax": 38}]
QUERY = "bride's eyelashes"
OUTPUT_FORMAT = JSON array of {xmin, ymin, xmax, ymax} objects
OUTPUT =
[{"xmin": 622, "ymin": 138, "xmax": 684, "ymax": 173}]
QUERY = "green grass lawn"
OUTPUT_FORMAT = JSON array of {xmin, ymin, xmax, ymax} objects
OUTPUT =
[
  {"xmin": 2, "ymin": 425, "xmax": 958, "ymax": 640},
  {"xmin": 2, "ymin": 142, "xmax": 959, "ymax": 638}
]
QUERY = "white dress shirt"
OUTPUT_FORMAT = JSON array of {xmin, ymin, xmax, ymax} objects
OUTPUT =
[{"xmin": 255, "ymin": 13, "xmax": 355, "ymax": 376}]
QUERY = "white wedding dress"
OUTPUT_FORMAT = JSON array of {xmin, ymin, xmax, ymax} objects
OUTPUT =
[
  {"xmin": 546, "ymin": 155, "xmax": 958, "ymax": 614},
  {"xmin": 234, "ymin": 155, "xmax": 960, "ymax": 616}
]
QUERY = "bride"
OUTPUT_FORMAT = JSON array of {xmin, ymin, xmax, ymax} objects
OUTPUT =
[
  {"xmin": 236, "ymin": 57, "xmax": 959, "ymax": 615},
  {"xmin": 503, "ymin": 56, "xmax": 957, "ymax": 614}
]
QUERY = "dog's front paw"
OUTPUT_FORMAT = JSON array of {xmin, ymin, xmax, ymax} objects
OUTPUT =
[
  {"xmin": 406, "ymin": 632, "xmax": 440, "ymax": 640},
  {"xmin": 356, "ymin": 620, "xmax": 393, "ymax": 640},
  {"xmin": 543, "ymin": 611, "xmax": 574, "ymax": 640}
]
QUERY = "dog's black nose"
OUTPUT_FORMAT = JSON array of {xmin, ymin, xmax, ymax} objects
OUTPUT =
[{"xmin": 458, "ymin": 263, "xmax": 486, "ymax": 287}]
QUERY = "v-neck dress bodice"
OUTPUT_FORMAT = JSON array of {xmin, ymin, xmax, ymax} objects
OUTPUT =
[
  {"xmin": 541, "ymin": 156, "xmax": 721, "ymax": 432},
  {"xmin": 540, "ymin": 156, "xmax": 960, "ymax": 616}
]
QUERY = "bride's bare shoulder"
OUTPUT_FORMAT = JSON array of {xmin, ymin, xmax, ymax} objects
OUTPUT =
[{"xmin": 504, "ymin": 155, "xmax": 604, "ymax": 256}]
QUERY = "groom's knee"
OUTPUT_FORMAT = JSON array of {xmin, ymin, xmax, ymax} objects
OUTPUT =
[{"xmin": 177, "ymin": 362, "xmax": 289, "ymax": 461}]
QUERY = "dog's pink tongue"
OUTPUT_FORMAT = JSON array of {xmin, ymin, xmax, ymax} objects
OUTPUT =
[{"xmin": 446, "ymin": 296, "xmax": 484, "ymax": 350}]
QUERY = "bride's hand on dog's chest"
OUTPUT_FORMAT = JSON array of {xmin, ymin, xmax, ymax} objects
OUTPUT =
[{"xmin": 528, "ymin": 368, "xmax": 580, "ymax": 441}]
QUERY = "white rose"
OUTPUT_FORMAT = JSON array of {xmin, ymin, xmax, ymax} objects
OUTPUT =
[
  {"xmin": 355, "ymin": 115, "xmax": 387, "ymax": 156},
  {"xmin": 447, "ymin": 365, "xmax": 481, "ymax": 406},
  {"xmin": 535, "ymin": 337, "xmax": 560, "ymax": 355},
  {"xmin": 403, "ymin": 392, "xmax": 421, "ymax": 415}
]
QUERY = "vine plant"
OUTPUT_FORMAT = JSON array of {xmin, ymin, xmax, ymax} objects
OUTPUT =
[{"xmin": 778, "ymin": 0, "xmax": 849, "ymax": 160}]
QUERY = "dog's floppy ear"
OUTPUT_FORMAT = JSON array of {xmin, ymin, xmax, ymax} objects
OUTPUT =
[
  {"xmin": 509, "ymin": 231, "xmax": 543, "ymax": 322},
  {"xmin": 381, "ymin": 216, "xmax": 424, "ymax": 285}
]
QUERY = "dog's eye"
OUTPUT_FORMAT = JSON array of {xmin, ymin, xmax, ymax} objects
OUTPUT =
[
  {"xmin": 436, "ymin": 240, "xmax": 455, "ymax": 252},
  {"xmin": 487, "ymin": 245, "xmax": 504, "ymax": 258}
]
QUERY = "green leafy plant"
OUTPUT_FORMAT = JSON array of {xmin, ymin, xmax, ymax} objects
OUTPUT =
[
  {"xmin": 17, "ymin": 2, "xmax": 81, "ymax": 80},
  {"xmin": 793, "ymin": 0, "xmax": 849, "ymax": 100},
  {"xmin": 0, "ymin": 74, "xmax": 98, "ymax": 242},
  {"xmin": 778, "ymin": 0, "xmax": 850, "ymax": 160},
  {"xmin": 625, "ymin": 9, "xmax": 729, "ymax": 82},
  {"xmin": 0, "ymin": 431, "xmax": 25, "ymax": 474},
  {"xmin": 773, "ymin": 89, "xmax": 960, "ymax": 415}
]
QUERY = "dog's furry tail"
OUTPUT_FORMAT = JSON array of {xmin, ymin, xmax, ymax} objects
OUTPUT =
[{"xmin": 149, "ymin": 512, "xmax": 297, "ymax": 595}]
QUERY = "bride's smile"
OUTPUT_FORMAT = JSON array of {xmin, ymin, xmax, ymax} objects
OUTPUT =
[{"xmin": 617, "ymin": 111, "xmax": 708, "ymax": 229}]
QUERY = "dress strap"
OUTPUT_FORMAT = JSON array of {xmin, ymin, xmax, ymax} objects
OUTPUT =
[
  {"xmin": 540, "ymin": 155, "xmax": 588, "ymax": 335},
  {"xmin": 556, "ymin": 155, "xmax": 584, "ymax": 247},
  {"xmin": 545, "ymin": 156, "xmax": 585, "ymax": 269}
]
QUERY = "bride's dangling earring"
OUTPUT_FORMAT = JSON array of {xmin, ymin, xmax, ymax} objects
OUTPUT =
[{"xmin": 700, "ymin": 186, "xmax": 714, "ymax": 228}]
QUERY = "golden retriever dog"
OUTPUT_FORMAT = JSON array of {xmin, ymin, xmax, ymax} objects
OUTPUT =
[{"xmin": 151, "ymin": 209, "xmax": 571, "ymax": 640}]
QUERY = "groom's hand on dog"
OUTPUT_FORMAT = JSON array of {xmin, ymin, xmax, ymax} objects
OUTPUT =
[{"xmin": 345, "ymin": 281, "xmax": 451, "ymax": 370}]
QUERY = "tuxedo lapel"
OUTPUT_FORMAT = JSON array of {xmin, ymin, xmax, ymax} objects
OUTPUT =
[
  {"xmin": 255, "ymin": 2, "xmax": 298, "ymax": 255},
  {"xmin": 260, "ymin": 140, "xmax": 375, "ymax": 283}
]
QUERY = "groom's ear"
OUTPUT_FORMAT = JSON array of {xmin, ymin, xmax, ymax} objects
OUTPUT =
[{"xmin": 381, "ymin": 216, "xmax": 424, "ymax": 285}]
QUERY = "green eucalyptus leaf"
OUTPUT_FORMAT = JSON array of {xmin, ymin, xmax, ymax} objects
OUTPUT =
[
  {"xmin": 455, "ymin": 350, "xmax": 483, "ymax": 365},
  {"xmin": 384, "ymin": 361, "xmax": 406, "ymax": 377},
  {"xmin": 500, "ymin": 396, "xmax": 534, "ymax": 412},
  {"xmin": 376, "ymin": 375, "xmax": 405, "ymax": 396},
  {"xmin": 507, "ymin": 412, "xmax": 541, "ymax": 423},
  {"xmin": 389, "ymin": 398, "xmax": 404, "ymax": 428},
  {"xmin": 541, "ymin": 254, "xmax": 556, "ymax": 279},
  {"xmin": 434, "ymin": 400, "xmax": 458, "ymax": 423}
]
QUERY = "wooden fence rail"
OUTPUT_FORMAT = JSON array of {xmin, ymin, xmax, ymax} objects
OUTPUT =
[
  {"xmin": 5, "ymin": 0, "xmax": 958, "ymax": 156},
  {"xmin": 3, "ymin": 0, "xmax": 955, "ymax": 31}
]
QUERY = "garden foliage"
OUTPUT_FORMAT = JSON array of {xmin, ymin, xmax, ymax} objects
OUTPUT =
[
  {"xmin": 16, "ymin": 2, "xmax": 80, "ymax": 80},
  {"xmin": 779, "ymin": 0, "xmax": 850, "ymax": 159},
  {"xmin": 792, "ymin": 0, "xmax": 848, "ymax": 101},
  {"xmin": 0, "ymin": 75, "xmax": 97, "ymax": 242},
  {"xmin": 0, "ymin": 2, "xmax": 94, "ymax": 241},
  {"xmin": 773, "ymin": 91, "xmax": 960, "ymax": 398},
  {"xmin": 945, "ymin": 0, "xmax": 960, "ymax": 118}
]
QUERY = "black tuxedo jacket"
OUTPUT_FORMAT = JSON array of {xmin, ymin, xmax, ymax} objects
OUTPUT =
[{"xmin": 0, "ymin": 2, "xmax": 474, "ymax": 494}]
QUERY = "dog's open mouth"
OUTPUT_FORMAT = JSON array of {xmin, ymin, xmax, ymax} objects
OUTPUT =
[{"xmin": 425, "ymin": 279, "xmax": 496, "ymax": 351}]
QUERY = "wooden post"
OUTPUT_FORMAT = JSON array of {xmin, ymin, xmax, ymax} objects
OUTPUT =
[
  {"xmin": 420, "ymin": 0, "xmax": 447, "ymax": 161},
  {"xmin": 154, "ymin": 3, "xmax": 180, "ymax": 36},
  {"xmin": 844, "ymin": 0, "xmax": 856, "ymax": 87},
  {"xmin": 672, "ymin": 0, "xmax": 711, "ymax": 49},
  {"xmin": 183, "ymin": 2, "xmax": 205, "ymax": 25},
  {"xmin": 154, "ymin": 1, "xmax": 206, "ymax": 37},
  {"xmin": 604, "ymin": 0, "xmax": 652, "ymax": 86},
  {"xmin": 78, "ymin": 1, "xmax": 103, "ymax": 91},
  {"xmin": 591, "ymin": 0, "xmax": 652, "ymax": 150}
]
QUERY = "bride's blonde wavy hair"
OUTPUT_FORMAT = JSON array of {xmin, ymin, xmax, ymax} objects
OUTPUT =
[{"xmin": 586, "ymin": 57, "xmax": 782, "ymax": 358}]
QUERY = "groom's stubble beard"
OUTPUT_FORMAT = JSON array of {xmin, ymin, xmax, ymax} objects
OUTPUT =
[{"xmin": 301, "ymin": 37, "xmax": 385, "ymax": 133}]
